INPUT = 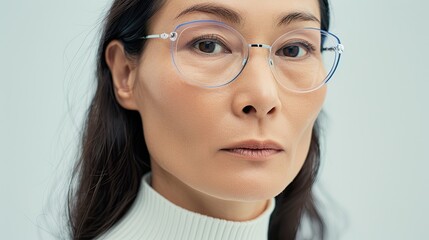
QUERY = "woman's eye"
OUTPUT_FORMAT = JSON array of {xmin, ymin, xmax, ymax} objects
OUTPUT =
[
  {"xmin": 276, "ymin": 43, "xmax": 311, "ymax": 58},
  {"xmin": 192, "ymin": 40, "xmax": 229, "ymax": 54}
]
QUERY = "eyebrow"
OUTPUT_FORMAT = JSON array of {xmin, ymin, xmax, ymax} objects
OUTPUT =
[
  {"xmin": 175, "ymin": 3, "xmax": 242, "ymax": 24},
  {"xmin": 277, "ymin": 12, "xmax": 320, "ymax": 26},
  {"xmin": 175, "ymin": 3, "xmax": 320, "ymax": 26}
]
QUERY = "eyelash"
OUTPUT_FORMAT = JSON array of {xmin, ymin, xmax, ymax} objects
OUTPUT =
[
  {"xmin": 188, "ymin": 34, "xmax": 231, "ymax": 52},
  {"xmin": 283, "ymin": 40, "xmax": 316, "ymax": 52}
]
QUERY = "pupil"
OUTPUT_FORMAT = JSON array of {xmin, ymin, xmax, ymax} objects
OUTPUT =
[
  {"xmin": 198, "ymin": 41, "xmax": 216, "ymax": 53},
  {"xmin": 284, "ymin": 46, "xmax": 299, "ymax": 57}
]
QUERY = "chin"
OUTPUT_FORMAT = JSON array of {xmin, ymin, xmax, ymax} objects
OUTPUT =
[{"xmin": 204, "ymin": 173, "xmax": 292, "ymax": 202}]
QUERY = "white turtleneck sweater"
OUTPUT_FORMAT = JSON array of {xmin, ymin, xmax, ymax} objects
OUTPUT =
[{"xmin": 97, "ymin": 173, "xmax": 275, "ymax": 240}]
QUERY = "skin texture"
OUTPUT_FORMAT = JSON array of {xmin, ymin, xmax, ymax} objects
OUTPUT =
[{"xmin": 106, "ymin": 0, "xmax": 325, "ymax": 221}]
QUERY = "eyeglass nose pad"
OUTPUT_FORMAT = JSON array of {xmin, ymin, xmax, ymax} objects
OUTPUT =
[{"xmin": 268, "ymin": 58, "xmax": 274, "ymax": 66}]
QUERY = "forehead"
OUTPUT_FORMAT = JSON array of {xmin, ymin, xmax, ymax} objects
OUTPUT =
[{"xmin": 149, "ymin": 0, "xmax": 321, "ymax": 32}]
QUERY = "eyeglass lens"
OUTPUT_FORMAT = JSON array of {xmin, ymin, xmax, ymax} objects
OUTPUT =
[{"xmin": 171, "ymin": 21, "xmax": 341, "ymax": 91}]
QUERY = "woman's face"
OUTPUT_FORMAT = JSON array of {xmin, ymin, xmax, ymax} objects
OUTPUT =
[{"xmin": 131, "ymin": 0, "xmax": 324, "ymax": 213}]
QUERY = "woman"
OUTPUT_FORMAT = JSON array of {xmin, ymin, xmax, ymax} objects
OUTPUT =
[{"xmin": 68, "ymin": 0, "xmax": 343, "ymax": 239}]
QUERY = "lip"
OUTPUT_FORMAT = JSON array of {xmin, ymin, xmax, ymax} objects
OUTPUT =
[{"xmin": 220, "ymin": 140, "xmax": 284, "ymax": 161}]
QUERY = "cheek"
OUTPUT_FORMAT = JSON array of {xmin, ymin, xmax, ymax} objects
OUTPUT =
[
  {"xmin": 284, "ymin": 86, "xmax": 326, "ymax": 127},
  {"xmin": 133, "ymin": 52, "xmax": 223, "ymax": 174},
  {"xmin": 284, "ymin": 86, "xmax": 326, "ymax": 178}
]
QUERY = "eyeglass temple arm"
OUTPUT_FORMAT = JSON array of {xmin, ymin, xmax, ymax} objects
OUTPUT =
[
  {"xmin": 322, "ymin": 44, "xmax": 344, "ymax": 53},
  {"xmin": 141, "ymin": 32, "xmax": 178, "ymax": 41}
]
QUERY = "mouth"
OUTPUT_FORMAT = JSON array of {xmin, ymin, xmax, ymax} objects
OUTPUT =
[{"xmin": 221, "ymin": 140, "xmax": 284, "ymax": 161}]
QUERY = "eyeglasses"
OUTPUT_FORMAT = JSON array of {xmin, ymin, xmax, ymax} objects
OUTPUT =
[{"xmin": 142, "ymin": 20, "xmax": 344, "ymax": 92}]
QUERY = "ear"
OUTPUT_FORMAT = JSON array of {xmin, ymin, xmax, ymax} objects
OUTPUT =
[{"xmin": 105, "ymin": 40, "xmax": 138, "ymax": 110}]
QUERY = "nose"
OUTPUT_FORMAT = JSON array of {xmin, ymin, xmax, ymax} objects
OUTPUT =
[{"xmin": 231, "ymin": 49, "xmax": 282, "ymax": 119}]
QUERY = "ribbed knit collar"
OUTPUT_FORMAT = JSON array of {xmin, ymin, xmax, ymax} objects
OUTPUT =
[{"xmin": 98, "ymin": 173, "xmax": 275, "ymax": 240}]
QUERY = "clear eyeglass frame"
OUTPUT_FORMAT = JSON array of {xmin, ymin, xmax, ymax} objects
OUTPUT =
[{"xmin": 141, "ymin": 19, "xmax": 344, "ymax": 92}]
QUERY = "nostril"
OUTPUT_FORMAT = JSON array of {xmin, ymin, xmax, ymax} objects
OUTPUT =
[
  {"xmin": 242, "ymin": 105, "xmax": 276, "ymax": 115},
  {"xmin": 267, "ymin": 107, "xmax": 276, "ymax": 115},
  {"xmin": 242, "ymin": 105, "xmax": 255, "ymax": 114}
]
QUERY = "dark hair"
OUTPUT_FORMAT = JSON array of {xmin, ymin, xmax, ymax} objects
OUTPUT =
[{"xmin": 68, "ymin": 0, "xmax": 331, "ymax": 239}]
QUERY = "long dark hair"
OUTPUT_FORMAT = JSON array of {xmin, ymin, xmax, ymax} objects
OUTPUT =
[{"xmin": 68, "ymin": 0, "xmax": 331, "ymax": 239}]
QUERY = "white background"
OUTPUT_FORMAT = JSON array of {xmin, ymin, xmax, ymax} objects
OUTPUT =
[{"xmin": 1, "ymin": 0, "xmax": 428, "ymax": 239}]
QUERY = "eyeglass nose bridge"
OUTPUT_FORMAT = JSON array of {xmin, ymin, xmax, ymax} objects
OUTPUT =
[
  {"xmin": 249, "ymin": 43, "xmax": 271, "ymax": 49},
  {"xmin": 244, "ymin": 43, "xmax": 274, "ymax": 67}
]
